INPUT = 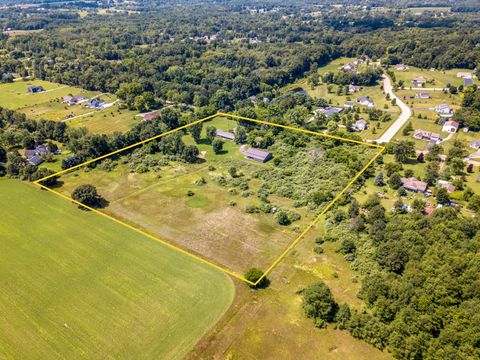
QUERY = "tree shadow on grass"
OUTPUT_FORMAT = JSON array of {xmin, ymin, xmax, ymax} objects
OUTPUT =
[{"xmin": 76, "ymin": 196, "xmax": 110, "ymax": 211}]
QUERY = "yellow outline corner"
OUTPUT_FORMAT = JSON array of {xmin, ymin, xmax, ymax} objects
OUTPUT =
[{"xmin": 34, "ymin": 112, "xmax": 384, "ymax": 286}]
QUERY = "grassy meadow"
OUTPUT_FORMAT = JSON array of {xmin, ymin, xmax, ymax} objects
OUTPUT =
[
  {"xmin": 56, "ymin": 117, "xmax": 314, "ymax": 274},
  {"xmin": 0, "ymin": 80, "xmax": 141, "ymax": 134},
  {"xmin": 0, "ymin": 180, "xmax": 234, "ymax": 359}
]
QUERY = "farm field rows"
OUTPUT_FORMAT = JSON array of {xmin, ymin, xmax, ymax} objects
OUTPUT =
[
  {"xmin": 0, "ymin": 80, "xmax": 141, "ymax": 133},
  {"xmin": 0, "ymin": 180, "xmax": 234, "ymax": 360}
]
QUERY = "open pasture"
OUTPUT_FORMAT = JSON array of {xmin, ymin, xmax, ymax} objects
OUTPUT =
[{"xmin": 0, "ymin": 180, "xmax": 234, "ymax": 359}]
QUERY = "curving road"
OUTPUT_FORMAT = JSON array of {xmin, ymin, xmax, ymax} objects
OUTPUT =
[{"xmin": 375, "ymin": 75, "xmax": 412, "ymax": 143}]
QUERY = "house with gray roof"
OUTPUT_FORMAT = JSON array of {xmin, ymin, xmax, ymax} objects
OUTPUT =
[
  {"xmin": 401, "ymin": 177, "xmax": 428, "ymax": 193},
  {"xmin": 470, "ymin": 140, "xmax": 480, "ymax": 149},
  {"xmin": 27, "ymin": 85, "xmax": 45, "ymax": 93},
  {"xmin": 216, "ymin": 129, "xmax": 235, "ymax": 141},
  {"xmin": 244, "ymin": 147, "xmax": 272, "ymax": 163},
  {"xmin": 357, "ymin": 96, "xmax": 374, "ymax": 108}
]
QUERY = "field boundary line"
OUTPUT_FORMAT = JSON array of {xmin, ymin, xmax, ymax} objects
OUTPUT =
[{"xmin": 34, "ymin": 112, "xmax": 385, "ymax": 285}]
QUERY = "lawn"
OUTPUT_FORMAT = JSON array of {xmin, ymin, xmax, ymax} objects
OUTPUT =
[
  {"xmin": 67, "ymin": 102, "xmax": 141, "ymax": 134},
  {"xmin": 392, "ymin": 66, "xmax": 478, "ymax": 88},
  {"xmin": 0, "ymin": 80, "xmax": 141, "ymax": 134},
  {"xmin": 0, "ymin": 180, "xmax": 234, "ymax": 359},
  {"xmin": 0, "ymin": 80, "xmax": 94, "ymax": 110}
]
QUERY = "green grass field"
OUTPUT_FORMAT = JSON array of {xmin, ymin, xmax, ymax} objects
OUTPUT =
[
  {"xmin": 0, "ymin": 80, "xmax": 141, "ymax": 134},
  {"xmin": 0, "ymin": 80, "xmax": 95, "ymax": 110},
  {"xmin": 0, "ymin": 180, "xmax": 234, "ymax": 359},
  {"xmin": 67, "ymin": 102, "xmax": 141, "ymax": 134},
  {"xmin": 392, "ymin": 66, "xmax": 478, "ymax": 88}
]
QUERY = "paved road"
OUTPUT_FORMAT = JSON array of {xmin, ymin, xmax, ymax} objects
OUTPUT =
[{"xmin": 375, "ymin": 75, "xmax": 412, "ymax": 143}]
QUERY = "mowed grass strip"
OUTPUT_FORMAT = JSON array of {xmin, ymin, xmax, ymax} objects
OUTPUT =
[{"xmin": 0, "ymin": 180, "xmax": 234, "ymax": 360}]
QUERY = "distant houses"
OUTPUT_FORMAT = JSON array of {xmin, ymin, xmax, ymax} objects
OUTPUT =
[
  {"xmin": 24, "ymin": 144, "xmax": 50, "ymax": 166},
  {"xmin": 401, "ymin": 177, "xmax": 428, "ymax": 193},
  {"xmin": 63, "ymin": 95, "xmax": 84, "ymax": 106},
  {"xmin": 86, "ymin": 98, "xmax": 105, "ymax": 109},
  {"xmin": 357, "ymin": 96, "xmax": 374, "ymax": 108},
  {"xmin": 395, "ymin": 64, "xmax": 408, "ymax": 71},
  {"xmin": 352, "ymin": 119, "xmax": 368, "ymax": 131},
  {"xmin": 442, "ymin": 120, "xmax": 459, "ymax": 133},
  {"xmin": 412, "ymin": 76, "xmax": 427, "ymax": 87},
  {"xmin": 143, "ymin": 110, "xmax": 160, "ymax": 121},
  {"xmin": 216, "ymin": 129, "xmax": 235, "ymax": 141},
  {"xmin": 435, "ymin": 104, "xmax": 453, "ymax": 117},
  {"xmin": 27, "ymin": 85, "xmax": 45, "ymax": 93},
  {"xmin": 309, "ymin": 107, "xmax": 343, "ymax": 122},
  {"xmin": 470, "ymin": 140, "xmax": 480, "ymax": 149},
  {"xmin": 415, "ymin": 92, "xmax": 430, "ymax": 99},
  {"xmin": 244, "ymin": 147, "xmax": 272, "ymax": 163},
  {"xmin": 343, "ymin": 63, "xmax": 356, "ymax": 71},
  {"xmin": 348, "ymin": 84, "xmax": 361, "ymax": 93},
  {"xmin": 413, "ymin": 129, "xmax": 441, "ymax": 142},
  {"xmin": 323, "ymin": 106, "xmax": 343, "ymax": 117},
  {"xmin": 438, "ymin": 180, "xmax": 455, "ymax": 194},
  {"xmin": 456, "ymin": 71, "xmax": 473, "ymax": 79}
]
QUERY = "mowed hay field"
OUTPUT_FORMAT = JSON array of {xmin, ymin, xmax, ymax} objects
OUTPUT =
[
  {"xmin": 0, "ymin": 80, "xmax": 94, "ymax": 110},
  {"xmin": 0, "ymin": 80, "xmax": 141, "ymax": 134},
  {"xmin": 0, "ymin": 180, "xmax": 234, "ymax": 360}
]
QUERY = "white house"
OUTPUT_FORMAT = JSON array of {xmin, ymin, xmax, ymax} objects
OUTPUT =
[
  {"xmin": 344, "ymin": 101, "xmax": 355, "ymax": 108},
  {"xmin": 352, "ymin": 119, "xmax": 368, "ymax": 131},
  {"xmin": 470, "ymin": 140, "xmax": 480, "ymax": 149},
  {"xmin": 442, "ymin": 120, "xmax": 459, "ymax": 133},
  {"xmin": 395, "ymin": 64, "xmax": 408, "ymax": 71},
  {"xmin": 435, "ymin": 104, "xmax": 453, "ymax": 117},
  {"xmin": 415, "ymin": 92, "xmax": 430, "ymax": 99},
  {"xmin": 412, "ymin": 76, "xmax": 427, "ymax": 86},
  {"xmin": 357, "ymin": 96, "xmax": 374, "ymax": 108},
  {"xmin": 348, "ymin": 84, "xmax": 361, "ymax": 93},
  {"xmin": 456, "ymin": 71, "xmax": 473, "ymax": 79}
]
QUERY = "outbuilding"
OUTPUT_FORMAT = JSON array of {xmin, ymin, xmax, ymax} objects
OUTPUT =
[{"xmin": 244, "ymin": 147, "xmax": 272, "ymax": 163}]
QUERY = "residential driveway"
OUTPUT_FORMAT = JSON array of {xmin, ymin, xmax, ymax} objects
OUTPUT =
[{"xmin": 375, "ymin": 75, "xmax": 412, "ymax": 143}]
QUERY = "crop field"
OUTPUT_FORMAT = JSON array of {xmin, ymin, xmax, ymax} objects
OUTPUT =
[
  {"xmin": 0, "ymin": 80, "xmax": 141, "ymax": 133},
  {"xmin": 0, "ymin": 180, "xmax": 234, "ymax": 359},
  {"xmin": 47, "ymin": 115, "xmax": 380, "ymax": 280}
]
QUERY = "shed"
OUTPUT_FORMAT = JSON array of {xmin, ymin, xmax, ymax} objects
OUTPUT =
[
  {"xmin": 244, "ymin": 148, "xmax": 272, "ymax": 163},
  {"xmin": 216, "ymin": 129, "xmax": 235, "ymax": 141}
]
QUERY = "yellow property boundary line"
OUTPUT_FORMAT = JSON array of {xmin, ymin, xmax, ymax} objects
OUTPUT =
[{"xmin": 34, "ymin": 112, "xmax": 384, "ymax": 286}]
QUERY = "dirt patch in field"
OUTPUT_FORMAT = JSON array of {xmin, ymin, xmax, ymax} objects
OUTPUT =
[{"xmin": 107, "ymin": 188, "xmax": 294, "ymax": 274}]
